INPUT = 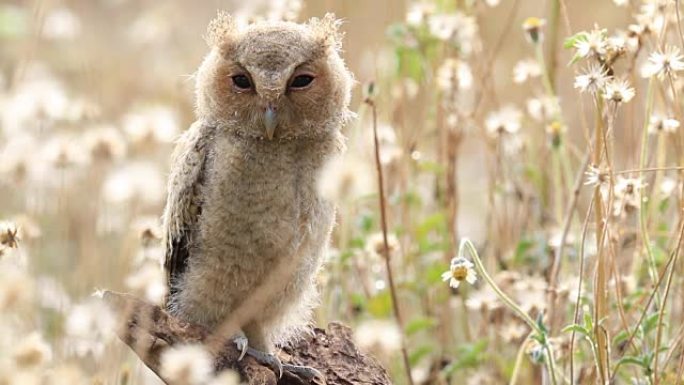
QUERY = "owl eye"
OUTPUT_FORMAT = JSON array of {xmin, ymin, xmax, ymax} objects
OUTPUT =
[
  {"xmin": 232, "ymin": 75, "xmax": 252, "ymax": 90},
  {"xmin": 289, "ymin": 75, "xmax": 315, "ymax": 89}
]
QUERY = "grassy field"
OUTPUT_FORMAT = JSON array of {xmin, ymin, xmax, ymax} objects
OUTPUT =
[{"xmin": 1, "ymin": 0, "xmax": 684, "ymax": 384}]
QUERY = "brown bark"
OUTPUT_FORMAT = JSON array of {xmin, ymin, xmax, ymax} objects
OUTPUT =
[{"xmin": 102, "ymin": 291, "xmax": 392, "ymax": 385}]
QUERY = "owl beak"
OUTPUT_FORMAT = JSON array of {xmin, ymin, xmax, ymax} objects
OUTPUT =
[{"xmin": 264, "ymin": 106, "xmax": 277, "ymax": 140}]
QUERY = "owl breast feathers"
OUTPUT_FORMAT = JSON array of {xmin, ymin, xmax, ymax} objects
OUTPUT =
[{"xmin": 161, "ymin": 12, "xmax": 353, "ymax": 353}]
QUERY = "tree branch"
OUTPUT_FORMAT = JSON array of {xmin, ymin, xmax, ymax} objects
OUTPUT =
[{"xmin": 102, "ymin": 291, "xmax": 393, "ymax": 385}]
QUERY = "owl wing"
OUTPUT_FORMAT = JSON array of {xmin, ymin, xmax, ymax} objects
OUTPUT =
[{"xmin": 162, "ymin": 120, "xmax": 213, "ymax": 303}]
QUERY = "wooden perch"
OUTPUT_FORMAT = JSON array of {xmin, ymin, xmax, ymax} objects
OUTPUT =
[{"xmin": 102, "ymin": 291, "xmax": 392, "ymax": 385}]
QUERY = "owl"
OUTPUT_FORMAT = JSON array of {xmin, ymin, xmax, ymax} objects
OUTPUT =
[{"xmin": 161, "ymin": 11, "xmax": 353, "ymax": 377}]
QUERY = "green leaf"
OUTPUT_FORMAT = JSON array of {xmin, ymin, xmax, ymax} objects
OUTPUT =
[
  {"xmin": 367, "ymin": 290, "xmax": 393, "ymax": 318},
  {"xmin": 612, "ymin": 329, "xmax": 630, "ymax": 347},
  {"xmin": 405, "ymin": 317, "xmax": 437, "ymax": 336},
  {"xmin": 0, "ymin": 5, "xmax": 28, "ymax": 38},
  {"xmin": 615, "ymin": 355, "xmax": 648, "ymax": 370},
  {"xmin": 409, "ymin": 344, "xmax": 434, "ymax": 366},
  {"xmin": 443, "ymin": 339, "xmax": 489, "ymax": 374},
  {"xmin": 563, "ymin": 32, "xmax": 588, "ymax": 49},
  {"xmin": 562, "ymin": 324, "xmax": 589, "ymax": 337},
  {"xmin": 641, "ymin": 312, "xmax": 661, "ymax": 335}
]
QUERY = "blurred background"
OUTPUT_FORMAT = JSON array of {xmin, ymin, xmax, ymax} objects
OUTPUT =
[{"xmin": 1, "ymin": 0, "xmax": 682, "ymax": 384}]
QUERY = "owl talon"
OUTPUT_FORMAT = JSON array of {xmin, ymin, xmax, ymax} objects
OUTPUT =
[
  {"xmin": 283, "ymin": 364, "xmax": 325, "ymax": 383},
  {"xmin": 247, "ymin": 347, "xmax": 283, "ymax": 378},
  {"xmin": 233, "ymin": 335, "xmax": 249, "ymax": 361}
]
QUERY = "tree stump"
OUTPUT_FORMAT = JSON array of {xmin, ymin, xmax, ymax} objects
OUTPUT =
[{"xmin": 102, "ymin": 291, "xmax": 392, "ymax": 385}]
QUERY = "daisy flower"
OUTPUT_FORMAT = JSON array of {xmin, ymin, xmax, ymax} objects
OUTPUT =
[{"xmin": 442, "ymin": 256, "xmax": 477, "ymax": 289}]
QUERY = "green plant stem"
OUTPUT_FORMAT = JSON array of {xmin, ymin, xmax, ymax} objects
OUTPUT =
[
  {"xmin": 638, "ymin": 79, "xmax": 662, "ymax": 306},
  {"xmin": 509, "ymin": 331, "xmax": 534, "ymax": 385},
  {"xmin": 460, "ymin": 239, "xmax": 558, "ymax": 385}
]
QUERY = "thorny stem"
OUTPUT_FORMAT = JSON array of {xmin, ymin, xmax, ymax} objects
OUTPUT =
[
  {"xmin": 366, "ymin": 93, "xmax": 414, "ymax": 385},
  {"xmin": 460, "ymin": 239, "xmax": 559, "ymax": 385}
]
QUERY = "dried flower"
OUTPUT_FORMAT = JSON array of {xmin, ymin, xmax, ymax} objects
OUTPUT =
[
  {"xmin": 485, "ymin": 105, "xmax": 522, "ymax": 137},
  {"xmin": 641, "ymin": 45, "xmax": 684, "ymax": 79},
  {"xmin": 365, "ymin": 232, "xmax": 400, "ymax": 259},
  {"xmin": 513, "ymin": 59, "xmax": 542, "ymax": 84},
  {"xmin": 574, "ymin": 63, "xmax": 611, "ymax": 94},
  {"xmin": 160, "ymin": 344, "xmax": 214, "ymax": 385},
  {"xmin": 0, "ymin": 221, "xmax": 19, "ymax": 249},
  {"xmin": 207, "ymin": 370, "xmax": 240, "ymax": 385},
  {"xmin": 602, "ymin": 78, "xmax": 635, "ymax": 104},
  {"xmin": 437, "ymin": 59, "xmax": 473, "ymax": 91},
  {"xmin": 573, "ymin": 28, "xmax": 608, "ymax": 59},
  {"xmin": 12, "ymin": 332, "xmax": 52, "ymax": 369},
  {"xmin": 354, "ymin": 319, "xmax": 402, "ymax": 354},
  {"xmin": 441, "ymin": 256, "xmax": 477, "ymax": 289},
  {"xmin": 648, "ymin": 115, "xmax": 680, "ymax": 134},
  {"xmin": 125, "ymin": 262, "xmax": 167, "ymax": 304},
  {"xmin": 42, "ymin": 7, "xmax": 81, "ymax": 40},
  {"xmin": 527, "ymin": 96, "xmax": 559, "ymax": 122},
  {"xmin": 584, "ymin": 165, "xmax": 609, "ymax": 187}
]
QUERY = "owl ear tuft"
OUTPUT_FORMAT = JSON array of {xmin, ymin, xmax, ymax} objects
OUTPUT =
[
  {"xmin": 205, "ymin": 10, "xmax": 238, "ymax": 47},
  {"xmin": 308, "ymin": 13, "xmax": 344, "ymax": 51}
]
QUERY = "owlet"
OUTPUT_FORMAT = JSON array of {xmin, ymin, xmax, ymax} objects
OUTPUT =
[{"xmin": 161, "ymin": 11, "xmax": 353, "ymax": 378}]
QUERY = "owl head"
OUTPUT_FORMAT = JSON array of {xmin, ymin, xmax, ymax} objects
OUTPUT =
[{"xmin": 195, "ymin": 12, "xmax": 354, "ymax": 141}]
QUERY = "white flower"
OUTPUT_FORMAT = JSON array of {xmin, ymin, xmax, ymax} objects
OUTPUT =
[
  {"xmin": 615, "ymin": 176, "xmax": 646, "ymax": 196},
  {"xmin": 207, "ymin": 370, "xmax": 240, "ymax": 385},
  {"xmin": 354, "ymin": 319, "xmax": 402, "ymax": 354},
  {"xmin": 42, "ymin": 7, "xmax": 81, "ymax": 40},
  {"xmin": 485, "ymin": 105, "xmax": 522, "ymax": 137},
  {"xmin": 406, "ymin": 3, "xmax": 435, "ymax": 26},
  {"xmin": 437, "ymin": 59, "xmax": 473, "ymax": 91},
  {"xmin": 125, "ymin": 262, "xmax": 168, "ymax": 304},
  {"xmin": 12, "ymin": 332, "xmax": 52, "ymax": 369},
  {"xmin": 660, "ymin": 177, "xmax": 679, "ymax": 197},
  {"xmin": 602, "ymin": 78, "xmax": 635, "ymax": 104},
  {"xmin": 365, "ymin": 232, "xmax": 401, "ymax": 259},
  {"xmin": 526, "ymin": 96, "xmax": 559, "ymax": 122},
  {"xmin": 102, "ymin": 162, "xmax": 165, "ymax": 206},
  {"xmin": 641, "ymin": 46, "xmax": 684, "ymax": 79},
  {"xmin": 584, "ymin": 165, "xmax": 609, "ymax": 187},
  {"xmin": 441, "ymin": 256, "xmax": 477, "ymax": 289},
  {"xmin": 574, "ymin": 63, "xmax": 611, "ymax": 94},
  {"xmin": 317, "ymin": 155, "xmax": 374, "ymax": 202},
  {"xmin": 64, "ymin": 299, "xmax": 115, "ymax": 358},
  {"xmin": 160, "ymin": 344, "xmax": 214, "ymax": 385},
  {"xmin": 648, "ymin": 115, "xmax": 680, "ymax": 134},
  {"xmin": 122, "ymin": 105, "xmax": 179, "ymax": 144},
  {"xmin": 513, "ymin": 59, "xmax": 542, "ymax": 84},
  {"xmin": 427, "ymin": 12, "xmax": 480, "ymax": 55},
  {"xmin": 574, "ymin": 28, "xmax": 608, "ymax": 59}
]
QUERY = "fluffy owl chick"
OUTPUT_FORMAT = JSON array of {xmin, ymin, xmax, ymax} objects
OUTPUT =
[{"xmin": 162, "ymin": 12, "xmax": 353, "ymax": 376}]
